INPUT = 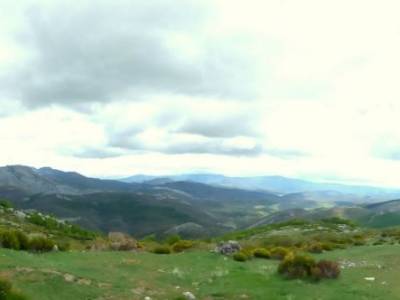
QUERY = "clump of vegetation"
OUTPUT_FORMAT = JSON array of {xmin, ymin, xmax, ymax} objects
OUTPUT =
[
  {"xmin": 0, "ymin": 231, "xmax": 20, "ymax": 250},
  {"xmin": 28, "ymin": 237, "xmax": 55, "ymax": 252},
  {"xmin": 353, "ymin": 240, "xmax": 366, "ymax": 246},
  {"xmin": 0, "ymin": 230, "xmax": 31, "ymax": 251},
  {"xmin": 270, "ymin": 247, "xmax": 291, "ymax": 260},
  {"xmin": 307, "ymin": 242, "xmax": 324, "ymax": 253},
  {"xmin": 233, "ymin": 252, "xmax": 248, "ymax": 262},
  {"xmin": 27, "ymin": 213, "xmax": 96, "ymax": 240},
  {"xmin": 0, "ymin": 278, "xmax": 27, "ymax": 300},
  {"xmin": 253, "ymin": 248, "xmax": 271, "ymax": 259},
  {"xmin": 165, "ymin": 234, "xmax": 181, "ymax": 245},
  {"xmin": 172, "ymin": 240, "xmax": 193, "ymax": 253},
  {"xmin": 0, "ymin": 199, "xmax": 13, "ymax": 210},
  {"xmin": 312, "ymin": 260, "xmax": 341, "ymax": 280},
  {"xmin": 153, "ymin": 245, "xmax": 171, "ymax": 254},
  {"xmin": 278, "ymin": 254, "xmax": 340, "ymax": 281},
  {"xmin": 278, "ymin": 254, "xmax": 316, "ymax": 279},
  {"xmin": 0, "ymin": 229, "xmax": 56, "ymax": 252},
  {"xmin": 321, "ymin": 217, "xmax": 356, "ymax": 227}
]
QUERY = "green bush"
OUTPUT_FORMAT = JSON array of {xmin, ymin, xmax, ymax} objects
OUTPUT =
[
  {"xmin": 270, "ymin": 247, "xmax": 291, "ymax": 260},
  {"xmin": 0, "ymin": 278, "xmax": 27, "ymax": 300},
  {"xmin": 165, "ymin": 234, "xmax": 181, "ymax": 245},
  {"xmin": 28, "ymin": 237, "xmax": 55, "ymax": 252},
  {"xmin": 253, "ymin": 248, "xmax": 271, "ymax": 259},
  {"xmin": 0, "ymin": 279, "xmax": 11, "ymax": 299},
  {"xmin": 233, "ymin": 252, "xmax": 248, "ymax": 262},
  {"xmin": 278, "ymin": 254, "xmax": 316, "ymax": 279},
  {"xmin": 58, "ymin": 241, "xmax": 71, "ymax": 252},
  {"xmin": 278, "ymin": 254, "xmax": 340, "ymax": 281},
  {"xmin": 172, "ymin": 240, "xmax": 193, "ymax": 253},
  {"xmin": 0, "ymin": 200, "xmax": 13, "ymax": 209},
  {"xmin": 320, "ymin": 242, "xmax": 335, "ymax": 251},
  {"xmin": 353, "ymin": 240, "xmax": 366, "ymax": 246},
  {"xmin": 153, "ymin": 245, "xmax": 171, "ymax": 254},
  {"xmin": 27, "ymin": 213, "xmax": 96, "ymax": 240},
  {"xmin": 0, "ymin": 231, "xmax": 20, "ymax": 250},
  {"xmin": 307, "ymin": 242, "xmax": 323, "ymax": 253},
  {"xmin": 14, "ymin": 232, "xmax": 29, "ymax": 251}
]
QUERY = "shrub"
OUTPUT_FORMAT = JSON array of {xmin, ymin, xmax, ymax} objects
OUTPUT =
[
  {"xmin": 0, "ymin": 278, "xmax": 27, "ymax": 300},
  {"xmin": 307, "ymin": 243, "xmax": 323, "ymax": 253},
  {"xmin": 165, "ymin": 234, "xmax": 181, "ymax": 245},
  {"xmin": 320, "ymin": 242, "xmax": 335, "ymax": 251},
  {"xmin": 270, "ymin": 247, "xmax": 291, "ymax": 260},
  {"xmin": 278, "ymin": 254, "xmax": 316, "ymax": 279},
  {"xmin": 0, "ymin": 200, "xmax": 13, "ymax": 209},
  {"xmin": 0, "ymin": 279, "xmax": 11, "ymax": 299},
  {"xmin": 172, "ymin": 240, "xmax": 193, "ymax": 253},
  {"xmin": 278, "ymin": 255, "xmax": 340, "ymax": 281},
  {"xmin": 233, "ymin": 252, "xmax": 248, "ymax": 262},
  {"xmin": 353, "ymin": 240, "xmax": 366, "ymax": 246},
  {"xmin": 153, "ymin": 245, "xmax": 171, "ymax": 254},
  {"xmin": 14, "ymin": 232, "xmax": 29, "ymax": 251},
  {"xmin": 58, "ymin": 241, "xmax": 71, "ymax": 252},
  {"xmin": 253, "ymin": 248, "xmax": 271, "ymax": 259},
  {"xmin": 0, "ymin": 231, "xmax": 20, "ymax": 250},
  {"xmin": 312, "ymin": 260, "xmax": 340, "ymax": 280},
  {"xmin": 28, "ymin": 237, "xmax": 55, "ymax": 252}
]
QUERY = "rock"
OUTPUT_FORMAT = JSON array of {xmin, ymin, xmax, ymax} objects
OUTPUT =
[
  {"xmin": 182, "ymin": 291, "xmax": 196, "ymax": 300},
  {"xmin": 215, "ymin": 240, "xmax": 241, "ymax": 255},
  {"xmin": 108, "ymin": 232, "xmax": 138, "ymax": 251},
  {"xmin": 14, "ymin": 211, "xmax": 26, "ymax": 219},
  {"xmin": 144, "ymin": 297, "xmax": 152, "ymax": 300},
  {"xmin": 64, "ymin": 274, "xmax": 75, "ymax": 282},
  {"xmin": 365, "ymin": 277, "xmax": 375, "ymax": 281},
  {"xmin": 77, "ymin": 278, "xmax": 91, "ymax": 285}
]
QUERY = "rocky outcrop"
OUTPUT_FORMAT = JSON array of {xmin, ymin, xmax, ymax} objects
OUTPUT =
[{"xmin": 215, "ymin": 240, "xmax": 241, "ymax": 255}]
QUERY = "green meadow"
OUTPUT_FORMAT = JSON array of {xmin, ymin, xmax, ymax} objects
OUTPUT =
[{"xmin": 1, "ymin": 245, "xmax": 399, "ymax": 300}]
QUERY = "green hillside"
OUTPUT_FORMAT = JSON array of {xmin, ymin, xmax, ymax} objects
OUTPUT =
[{"xmin": 1, "ymin": 244, "xmax": 400, "ymax": 299}]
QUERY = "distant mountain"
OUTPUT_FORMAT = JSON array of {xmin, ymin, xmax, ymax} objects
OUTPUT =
[
  {"xmin": 37, "ymin": 167, "xmax": 137, "ymax": 192},
  {"xmin": 2, "ymin": 164, "xmax": 400, "ymax": 237},
  {"xmin": 249, "ymin": 198, "xmax": 400, "ymax": 229},
  {"xmin": 0, "ymin": 165, "xmax": 285, "ymax": 237},
  {"xmin": 122, "ymin": 173, "xmax": 400, "ymax": 200},
  {"xmin": 0, "ymin": 165, "xmax": 137, "ymax": 196}
]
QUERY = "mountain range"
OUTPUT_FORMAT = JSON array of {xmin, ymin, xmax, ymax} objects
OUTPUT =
[
  {"xmin": 1, "ymin": 165, "xmax": 400, "ymax": 237},
  {"xmin": 121, "ymin": 173, "xmax": 400, "ymax": 199}
]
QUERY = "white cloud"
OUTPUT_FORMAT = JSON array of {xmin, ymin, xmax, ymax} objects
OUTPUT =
[{"xmin": 1, "ymin": 0, "xmax": 400, "ymax": 187}]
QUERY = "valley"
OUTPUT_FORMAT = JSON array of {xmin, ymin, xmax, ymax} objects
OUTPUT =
[{"xmin": 1, "ymin": 165, "xmax": 400, "ymax": 299}]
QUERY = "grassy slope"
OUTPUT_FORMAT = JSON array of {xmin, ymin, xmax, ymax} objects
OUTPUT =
[{"xmin": 1, "ymin": 245, "xmax": 400, "ymax": 300}]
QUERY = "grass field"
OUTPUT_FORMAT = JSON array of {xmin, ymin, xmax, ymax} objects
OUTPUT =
[{"xmin": 0, "ymin": 245, "xmax": 399, "ymax": 300}]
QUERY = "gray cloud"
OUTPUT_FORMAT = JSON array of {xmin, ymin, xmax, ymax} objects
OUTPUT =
[
  {"xmin": 175, "ymin": 116, "xmax": 259, "ymax": 138},
  {"xmin": 69, "ymin": 147, "xmax": 124, "ymax": 159},
  {"xmin": 163, "ymin": 141, "xmax": 263, "ymax": 156},
  {"xmin": 5, "ymin": 0, "xmax": 260, "ymax": 109},
  {"xmin": 103, "ymin": 123, "xmax": 263, "ymax": 156}
]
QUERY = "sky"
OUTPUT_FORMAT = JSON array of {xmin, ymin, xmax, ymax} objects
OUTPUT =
[{"xmin": 1, "ymin": 0, "xmax": 400, "ymax": 187}]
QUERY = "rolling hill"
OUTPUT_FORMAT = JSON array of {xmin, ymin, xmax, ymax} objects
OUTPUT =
[{"xmin": 122, "ymin": 173, "xmax": 400, "ymax": 200}]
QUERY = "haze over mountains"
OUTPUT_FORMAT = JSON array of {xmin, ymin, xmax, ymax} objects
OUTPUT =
[
  {"xmin": 1, "ymin": 164, "xmax": 400, "ymax": 238},
  {"xmin": 122, "ymin": 173, "xmax": 400, "ymax": 199}
]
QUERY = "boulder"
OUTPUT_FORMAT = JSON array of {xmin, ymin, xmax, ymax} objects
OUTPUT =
[
  {"xmin": 182, "ymin": 291, "xmax": 196, "ymax": 300},
  {"xmin": 215, "ymin": 240, "xmax": 241, "ymax": 255},
  {"xmin": 108, "ymin": 232, "xmax": 138, "ymax": 251}
]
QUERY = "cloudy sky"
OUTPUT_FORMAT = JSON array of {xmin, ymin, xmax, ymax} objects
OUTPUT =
[{"xmin": 1, "ymin": 0, "xmax": 400, "ymax": 187}]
